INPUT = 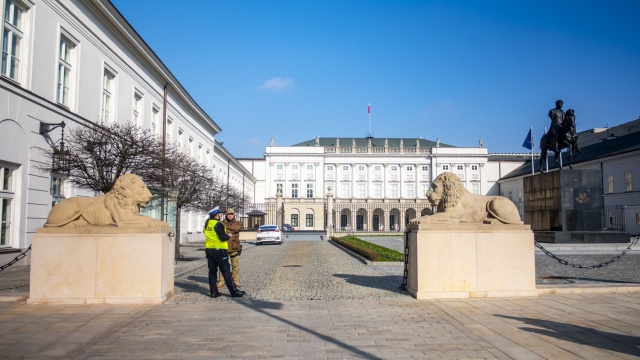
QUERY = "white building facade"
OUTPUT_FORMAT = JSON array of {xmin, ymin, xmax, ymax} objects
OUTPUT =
[
  {"xmin": 248, "ymin": 137, "xmax": 526, "ymax": 232},
  {"xmin": 0, "ymin": 0, "xmax": 253, "ymax": 264}
]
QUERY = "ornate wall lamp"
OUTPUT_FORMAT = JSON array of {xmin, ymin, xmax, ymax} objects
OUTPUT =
[{"xmin": 39, "ymin": 121, "xmax": 70, "ymax": 174}]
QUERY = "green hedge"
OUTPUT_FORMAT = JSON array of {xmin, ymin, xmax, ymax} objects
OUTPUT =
[{"xmin": 331, "ymin": 236, "xmax": 403, "ymax": 262}]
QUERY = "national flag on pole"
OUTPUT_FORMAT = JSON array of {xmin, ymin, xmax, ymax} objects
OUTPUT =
[
  {"xmin": 368, "ymin": 102, "xmax": 371, "ymax": 114},
  {"xmin": 522, "ymin": 129, "xmax": 533, "ymax": 150}
]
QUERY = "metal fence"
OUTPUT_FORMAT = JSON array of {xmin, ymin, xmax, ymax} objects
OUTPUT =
[{"xmin": 604, "ymin": 205, "xmax": 626, "ymax": 232}]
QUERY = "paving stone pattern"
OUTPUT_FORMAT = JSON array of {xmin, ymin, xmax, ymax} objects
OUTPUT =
[
  {"xmin": 171, "ymin": 241, "xmax": 407, "ymax": 303},
  {"xmin": 1, "ymin": 240, "xmax": 640, "ymax": 359}
]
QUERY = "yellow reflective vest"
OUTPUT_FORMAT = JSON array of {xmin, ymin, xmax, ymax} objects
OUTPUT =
[{"xmin": 204, "ymin": 219, "xmax": 228, "ymax": 249}]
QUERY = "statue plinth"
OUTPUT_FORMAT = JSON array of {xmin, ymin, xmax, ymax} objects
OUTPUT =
[
  {"xmin": 406, "ymin": 223, "xmax": 536, "ymax": 299},
  {"xmin": 524, "ymin": 169, "xmax": 629, "ymax": 243},
  {"xmin": 28, "ymin": 226, "xmax": 175, "ymax": 305}
]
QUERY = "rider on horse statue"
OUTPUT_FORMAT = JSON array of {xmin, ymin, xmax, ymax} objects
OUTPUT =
[{"xmin": 539, "ymin": 99, "xmax": 583, "ymax": 172}]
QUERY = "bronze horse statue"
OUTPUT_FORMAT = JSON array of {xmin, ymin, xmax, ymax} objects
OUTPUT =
[{"xmin": 539, "ymin": 109, "xmax": 581, "ymax": 172}]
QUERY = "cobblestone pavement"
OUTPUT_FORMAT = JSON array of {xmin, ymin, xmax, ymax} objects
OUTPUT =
[
  {"xmin": 3, "ymin": 239, "xmax": 640, "ymax": 297},
  {"xmin": 2, "ymin": 241, "xmax": 640, "ymax": 358},
  {"xmin": 170, "ymin": 241, "xmax": 408, "ymax": 303}
]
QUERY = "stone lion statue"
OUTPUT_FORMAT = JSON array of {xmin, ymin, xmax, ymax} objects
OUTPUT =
[
  {"xmin": 44, "ymin": 174, "xmax": 167, "ymax": 228},
  {"xmin": 412, "ymin": 172, "xmax": 523, "ymax": 225}
]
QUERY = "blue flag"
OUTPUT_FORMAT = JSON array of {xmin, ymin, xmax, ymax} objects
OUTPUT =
[{"xmin": 522, "ymin": 129, "xmax": 533, "ymax": 150}]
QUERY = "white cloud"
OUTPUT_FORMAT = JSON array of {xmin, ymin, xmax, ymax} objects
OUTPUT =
[{"xmin": 259, "ymin": 77, "xmax": 294, "ymax": 91}]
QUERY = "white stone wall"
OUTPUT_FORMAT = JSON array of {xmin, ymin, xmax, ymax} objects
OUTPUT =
[{"xmin": 0, "ymin": 0, "xmax": 254, "ymax": 254}]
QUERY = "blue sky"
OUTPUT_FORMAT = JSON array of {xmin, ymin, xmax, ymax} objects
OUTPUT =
[{"xmin": 112, "ymin": 0, "xmax": 640, "ymax": 158}]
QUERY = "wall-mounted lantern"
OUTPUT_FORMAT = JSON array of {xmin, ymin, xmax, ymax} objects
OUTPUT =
[{"xmin": 39, "ymin": 121, "xmax": 70, "ymax": 174}]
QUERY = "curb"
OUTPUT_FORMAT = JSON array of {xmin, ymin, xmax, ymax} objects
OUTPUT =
[
  {"xmin": 537, "ymin": 284, "xmax": 640, "ymax": 295},
  {"xmin": 329, "ymin": 240, "xmax": 403, "ymax": 266},
  {"xmin": 329, "ymin": 240, "xmax": 371, "ymax": 265}
]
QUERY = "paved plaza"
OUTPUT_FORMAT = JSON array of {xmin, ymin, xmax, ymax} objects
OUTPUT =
[{"xmin": 1, "ymin": 238, "xmax": 640, "ymax": 359}]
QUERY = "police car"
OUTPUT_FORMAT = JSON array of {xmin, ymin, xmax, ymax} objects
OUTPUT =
[{"xmin": 256, "ymin": 225, "xmax": 283, "ymax": 245}]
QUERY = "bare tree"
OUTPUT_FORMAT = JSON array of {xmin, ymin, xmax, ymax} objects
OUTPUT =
[
  {"xmin": 192, "ymin": 182, "xmax": 249, "ymax": 216},
  {"xmin": 146, "ymin": 143, "xmax": 220, "ymax": 256},
  {"xmin": 40, "ymin": 121, "xmax": 246, "ymax": 258},
  {"xmin": 40, "ymin": 122, "xmax": 163, "ymax": 193}
]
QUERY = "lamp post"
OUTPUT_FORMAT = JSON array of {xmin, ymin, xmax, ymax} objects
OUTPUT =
[{"xmin": 326, "ymin": 185, "xmax": 334, "ymax": 238}]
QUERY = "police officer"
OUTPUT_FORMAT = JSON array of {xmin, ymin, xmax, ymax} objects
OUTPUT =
[{"xmin": 203, "ymin": 206, "xmax": 245, "ymax": 298}]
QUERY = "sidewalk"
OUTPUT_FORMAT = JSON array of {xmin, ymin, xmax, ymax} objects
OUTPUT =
[{"xmin": 1, "ymin": 242, "xmax": 640, "ymax": 358}]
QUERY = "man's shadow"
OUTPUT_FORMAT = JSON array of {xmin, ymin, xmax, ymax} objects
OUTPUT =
[{"xmin": 496, "ymin": 314, "xmax": 640, "ymax": 357}]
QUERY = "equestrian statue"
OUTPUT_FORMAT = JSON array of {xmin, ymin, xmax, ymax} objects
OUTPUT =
[{"xmin": 539, "ymin": 99, "xmax": 582, "ymax": 172}]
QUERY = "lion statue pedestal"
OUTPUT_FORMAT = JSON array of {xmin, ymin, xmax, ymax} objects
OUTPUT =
[
  {"xmin": 28, "ymin": 174, "xmax": 175, "ymax": 305},
  {"xmin": 406, "ymin": 173, "xmax": 536, "ymax": 299}
]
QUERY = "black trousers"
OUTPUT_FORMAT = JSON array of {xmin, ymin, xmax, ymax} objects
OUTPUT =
[{"xmin": 205, "ymin": 248, "xmax": 238, "ymax": 295}]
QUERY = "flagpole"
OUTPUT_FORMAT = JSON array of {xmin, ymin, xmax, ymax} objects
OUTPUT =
[
  {"xmin": 544, "ymin": 125, "xmax": 549, "ymax": 172},
  {"xmin": 530, "ymin": 125, "xmax": 534, "ymax": 175},
  {"xmin": 368, "ymin": 101, "xmax": 371, "ymax": 137}
]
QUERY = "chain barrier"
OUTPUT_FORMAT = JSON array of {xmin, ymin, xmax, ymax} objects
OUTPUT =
[
  {"xmin": 399, "ymin": 228, "xmax": 411, "ymax": 290},
  {"xmin": 0, "ymin": 245, "xmax": 32, "ymax": 272},
  {"xmin": 535, "ymin": 234, "xmax": 639, "ymax": 269}
]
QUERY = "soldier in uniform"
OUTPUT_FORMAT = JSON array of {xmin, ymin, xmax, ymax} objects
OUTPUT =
[{"xmin": 217, "ymin": 208, "xmax": 244, "ymax": 288}]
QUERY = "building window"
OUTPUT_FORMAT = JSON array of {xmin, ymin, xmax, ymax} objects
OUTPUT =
[
  {"xmin": 421, "ymin": 165, "xmax": 429, "ymax": 171},
  {"xmin": 188, "ymin": 137, "xmax": 194, "ymax": 157},
  {"xmin": 421, "ymin": 183, "xmax": 430, "ymax": 198},
  {"xmin": 0, "ymin": 166, "xmax": 15, "ymax": 246},
  {"xmin": 133, "ymin": 90, "xmax": 143, "ymax": 126},
  {"xmin": 291, "ymin": 183, "xmax": 298, "ymax": 198},
  {"xmin": 374, "ymin": 184, "xmax": 382, "ymax": 198},
  {"xmin": 197, "ymin": 143, "xmax": 203, "ymax": 162},
  {"xmin": 276, "ymin": 183, "xmax": 283, "ymax": 194},
  {"xmin": 442, "ymin": 164, "xmax": 450, "ymax": 171},
  {"xmin": 291, "ymin": 164, "xmax": 298, "ymax": 170},
  {"xmin": 326, "ymin": 165, "xmax": 333, "ymax": 171},
  {"xmin": 276, "ymin": 164, "xmax": 283, "ymax": 170},
  {"xmin": 607, "ymin": 174, "xmax": 613, "ymax": 194},
  {"xmin": 177, "ymin": 128, "xmax": 183, "ymax": 148},
  {"xmin": 342, "ymin": 183, "xmax": 350, "ymax": 198},
  {"xmin": 166, "ymin": 118, "xmax": 173, "ymax": 142},
  {"xmin": 471, "ymin": 165, "xmax": 478, "ymax": 171},
  {"xmin": 406, "ymin": 165, "xmax": 413, "ymax": 171},
  {"xmin": 472, "ymin": 183, "xmax": 480, "ymax": 195},
  {"xmin": 626, "ymin": 172, "xmax": 632, "ymax": 192},
  {"xmin": 305, "ymin": 214, "xmax": 313, "ymax": 227},
  {"xmin": 391, "ymin": 184, "xmax": 398, "ymax": 198},
  {"xmin": 358, "ymin": 183, "xmax": 365, "ymax": 198},
  {"xmin": 306, "ymin": 183, "xmax": 314, "ymax": 198},
  {"xmin": 358, "ymin": 165, "xmax": 365, "ymax": 171},
  {"xmin": 457, "ymin": 165, "xmax": 464, "ymax": 171},
  {"xmin": 291, "ymin": 214, "xmax": 298, "ymax": 227},
  {"xmin": 1, "ymin": 0, "xmax": 24, "ymax": 81},
  {"xmin": 50, "ymin": 176, "xmax": 63, "ymax": 196},
  {"xmin": 406, "ymin": 184, "xmax": 414, "ymax": 198},
  {"xmin": 306, "ymin": 164, "xmax": 313, "ymax": 171},
  {"xmin": 56, "ymin": 34, "xmax": 76, "ymax": 107},
  {"xmin": 151, "ymin": 106, "xmax": 159, "ymax": 135},
  {"xmin": 390, "ymin": 165, "xmax": 398, "ymax": 171},
  {"xmin": 342, "ymin": 165, "xmax": 349, "ymax": 171},
  {"xmin": 101, "ymin": 67, "xmax": 115, "ymax": 124}
]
